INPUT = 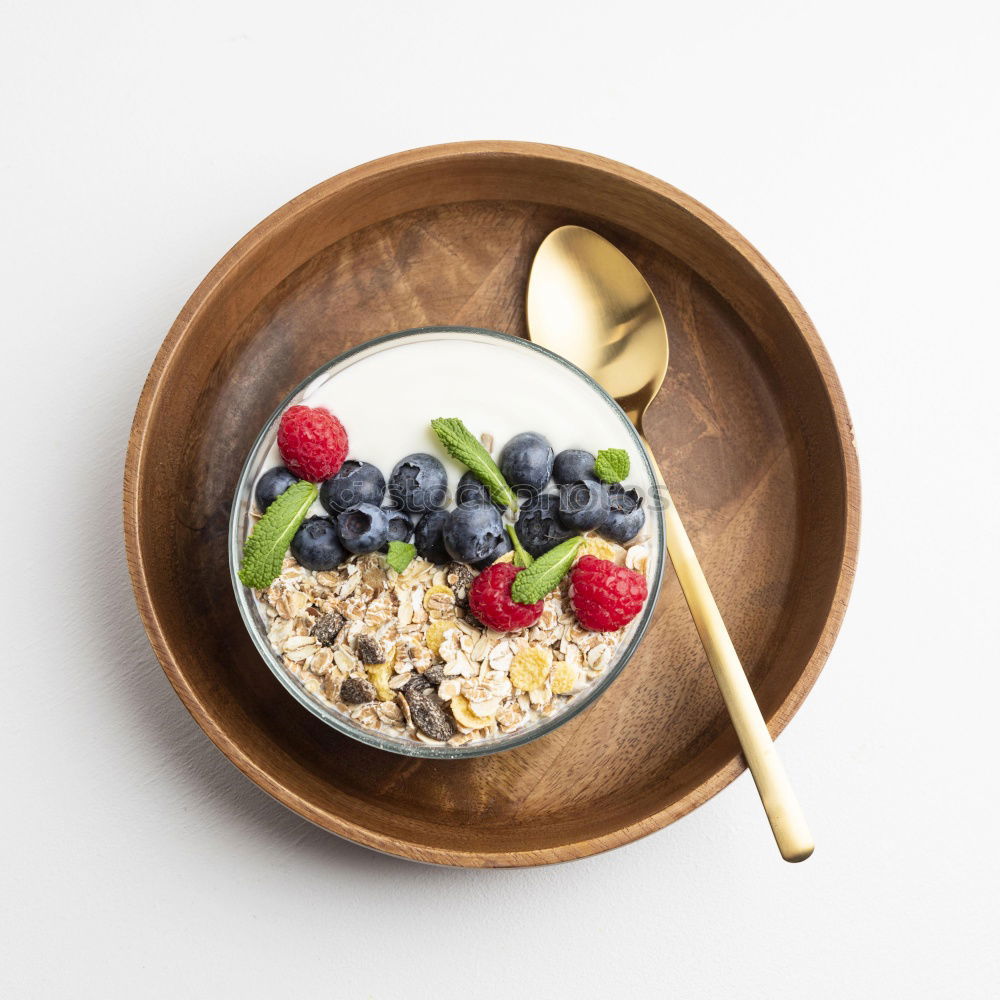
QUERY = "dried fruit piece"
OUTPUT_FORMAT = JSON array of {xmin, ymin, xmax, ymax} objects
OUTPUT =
[
  {"xmin": 450, "ymin": 694, "xmax": 494, "ymax": 729},
  {"xmin": 340, "ymin": 676, "xmax": 377, "ymax": 704},
  {"xmin": 509, "ymin": 645, "xmax": 553, "ymax": 692},
  {"xmin": 355, "ymin": 634, "xmax": 385, "ymax": 665},
  {"xmin": 550, "ymin": 661, "xmax": 577, "ymax": 695},
  {"xmin": 445, "ymin": 562, "xmax": 475, "ymax": 607},
  {"xmin": 312, "ymin": 611, "xmax": 346, "ymax": 647},
  {"xmin": 402, "ymin": 674, "xmax": 433, "ymax": 697},
  {"xmin": 425, "ymin": 619, "xmax": 456, "ymax": 656},
  {"xmin": 423, "ymin": 664, "xmax": 446, "ymax": 686},
  {"xmin": 406, "ymin": 689, "xmax": 455, "ymax": 741},
  {"xmin": 365, "ymin": 662, "xmax": 394, "ymax": 702}
]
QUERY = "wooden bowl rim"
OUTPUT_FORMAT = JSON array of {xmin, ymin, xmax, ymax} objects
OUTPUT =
[{"xmin": 123, "ymin": 140, "xmax": 861, "ymax": 866}]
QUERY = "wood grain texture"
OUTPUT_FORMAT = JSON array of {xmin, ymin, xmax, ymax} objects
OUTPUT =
[{"xmin": 123, "ymin": 142, "xmax": 860, "ymax": 866}]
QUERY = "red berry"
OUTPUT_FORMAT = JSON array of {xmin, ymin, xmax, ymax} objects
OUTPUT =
[
  {"xmin": 468, "ymin": 563, "xmax": 544, "ymax": 632},
  {"xmin": 569, "ymin": 555, "xmax": 648, "ymax": 631},
  {"xmin": 277, "ymin": 405, "xmax": 348, "ymax": 482}
]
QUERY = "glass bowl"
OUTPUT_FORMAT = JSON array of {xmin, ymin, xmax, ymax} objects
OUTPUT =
[{"xmin": 228, "ymin": 327, "xmax": 665, "ymax": 758}]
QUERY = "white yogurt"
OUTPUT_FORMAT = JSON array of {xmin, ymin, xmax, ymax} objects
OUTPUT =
[{"xmin": 254, "ymin": 330, "xmax": 651, "ymax": 518}]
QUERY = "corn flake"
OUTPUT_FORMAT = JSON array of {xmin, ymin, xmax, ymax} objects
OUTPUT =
[
  {"xmin": 509, "ymin": 646, "xmax": 552, "ymax": 692},
  {"xmin": 550, "ymin": 661, "xmax": 578, "ymax": 695},
  {"xmin": 450, "ymin": 694, "xmax": 494, "ymax": 729}
]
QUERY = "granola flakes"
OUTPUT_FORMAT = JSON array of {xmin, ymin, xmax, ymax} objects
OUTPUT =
[{"xmin": 256, "ymin": 531, "xmax": 641, "ymax": 748}]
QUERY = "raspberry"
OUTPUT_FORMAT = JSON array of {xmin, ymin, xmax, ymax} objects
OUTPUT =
[
  {"xmin": 569, "ymin": 555, "xmax": 647, "ymax": 631},
  {"xmin": 468, "ymin": 563, "xmax": 544, "ymax": 632},
  {"xmin": 276, "ymin": 405, "xmax": 348, "ymax": 482}
]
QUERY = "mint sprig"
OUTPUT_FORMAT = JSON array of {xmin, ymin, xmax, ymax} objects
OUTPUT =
[
  {"xmin": 431, "ymin": 417, "xmax": 517, "ymax": 511},
  {"xmin": 239, "ymin": 480, "xmax": 318, "ymax": 589},
  {"xmin": 510, "ymin": 536, "xmax": 583, "ymax": 604},
  {"xmin": 386, "ymin": 540, "xmax": 416, "ymax": 573},
  {"xmin": 595, "ymin": 448, "xmax": 630, "ymax": 484},
  {"xmin": 506, "ymin": 524, "xmax": 534, "ymax": 568}
]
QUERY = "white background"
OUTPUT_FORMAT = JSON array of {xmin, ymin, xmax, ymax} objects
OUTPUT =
[{"xmin": 2, "ymin": 2, "xmax": 998, "ymax": 997}]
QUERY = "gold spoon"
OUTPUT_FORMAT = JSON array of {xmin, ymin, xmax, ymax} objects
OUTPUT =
[{"xmin": 526, "ymin": 225, "xmax": 814, "ymax": 862}]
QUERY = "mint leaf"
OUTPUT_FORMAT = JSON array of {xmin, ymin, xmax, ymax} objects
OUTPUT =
[
  {"xmin": 510, "ymin": 536, "xmax": 583, "ymax": 604},
  {"xmin": 238, "ymin": 480, "xmax": 318, "ymax": 589},
  {"xmin": 386, "ymin": 540, "xmax": 416, "ymax": 573},
  {"xmin": 595, "ymin": 448, "xmax": 630, "ymax": 484},
  {"xmin": 431, "ymin": 417, "xmax": 517, "ymax": 511},
  {"xmin": 506, "ymin": 524, "xmax": 534, "ymax": 568}
]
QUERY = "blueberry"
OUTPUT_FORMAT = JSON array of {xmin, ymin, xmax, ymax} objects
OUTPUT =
[
  {"xmin": 382, "ymin": 507, "xmax": 413, "ymax": 546},
  {"xmin": 414, "ymin": 509, "xmax": 450, "ymax": 564},
  {"xmin": 455, "ymin": 470, "xmax": 503, "ymax": 509},
  {"xmin": 319, "ymin": 460, "xmax": 385, "ymax": 515},
  {"xmin": 388, "ymin": 453, "xmax": 448, "ymax": 514},
  {"xmin": 552, "ymin": 449, "xmax": 597, "ymax": 485},
  {"xmin": 254, "ymin": 466, "xmax": 300, "ymax": 512},
  {"xmin": 443, "ymin": 503, "xmax": 505, "ymax": 565},
  {"xmin": 472, "ymin": 528, "xmax": 513, "ymax": 570},
  {"xmin": 336, "ymin": 502, "xmax": 389, "ymax": 554},
  {"xmin": 515, "ymin": 493, "xmax": 575, "ymax": 557},
  {"xmin": 499, "ymin": 432, "xmax": 554, "ymax": 494},
  {"xmin": 599, "ymin": 485, "xmax": 645, "ymax": 543},
  {"xmin": 557, "ymin": 479, "xmax": 609, "ymax": 531},
  {"xmin": 290, "ymin": 515, "xmax": 347, "ymax": 571}
]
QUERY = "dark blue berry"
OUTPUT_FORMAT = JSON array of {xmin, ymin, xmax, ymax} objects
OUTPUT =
[
  {"xmin": 599, "ymin": 485, "xmax": 645, "ymax": 543},
  {"xmin": 336, "ymin": 502, "xmax": 389, "ymax": 554},
  {"xmin": 388, "ymin": 453, "xmax": 448, "ymax": 514},
  {"xmin": 319, "ymin": 460, "xmax": 385, "ymax": 514},
  {"xmin": 552, "ymin": 449, "xmax": 597, "ymax": 485},
  {"xmin": 455, "ymin": 470, "xmax": 503, "ymax": 509},
  {"xmin": 414, "ymin": 509, "xmax": 450, "ymax": 564},
  {"xmin": 290, "ymin": 515, "xmax": 347, "ymax": 571},
  {"xmin": 382, "ymin": 507, "xmax": 413, "ymax": 547},
  {"xmin": 515, "ymin": 493, "xmax": 575, "ymax": 557},
  {"xmin": 499, "ymin": 432, "xmax": 554, "ymax": 494},
  {"xmin": 557, "ymin": 479, "xmax": 609, "ymax": 531},
  {"xmin": 472, "ymin": 528, "xmax": 513, "ymax": 570},
  {"xmin": 255, "ymin": 466, "xmax": 300, "ymax": 512},
  {"xmin": 443, "ymin": 503, "xmax": 505, "ymax": 566}
]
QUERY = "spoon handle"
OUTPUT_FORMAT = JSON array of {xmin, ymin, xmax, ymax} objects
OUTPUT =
[{"xmin": 645, "ymin": 443, "xmax": 814, "ymax": 862}]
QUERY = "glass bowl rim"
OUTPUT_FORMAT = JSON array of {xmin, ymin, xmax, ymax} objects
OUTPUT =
[{"xmin": 228, "ymin": 325, "xmax": 666, "ymax": 759}]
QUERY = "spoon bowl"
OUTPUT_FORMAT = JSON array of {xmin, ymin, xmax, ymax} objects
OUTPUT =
[{"xmin": 526, "ymin": 226, "xmax": 668, "ymax": 427}]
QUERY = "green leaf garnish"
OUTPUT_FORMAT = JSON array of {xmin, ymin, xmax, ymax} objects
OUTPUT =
[
  {"xmin": 506, "ymin": 524, "xmax": 534, "ymax": 568},
  {"xmin": 510, "ymin": 536, "xmax": 583, "ymax": 604},
  {"xmin": 594, "ymin": 448, "xmax": 630, "ymax": 484},
  {"xmin": 238, "ymin": 480, "xmax": 318, "ymax": 589},
  {"xmin": 386, "ymin": 540, "xmax": 417, "ymax": 573},
  {"xmin": 431, "ymin": 417, "xmax": 517, "ymax": 511}
]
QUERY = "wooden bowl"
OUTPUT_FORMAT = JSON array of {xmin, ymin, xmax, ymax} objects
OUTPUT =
[{"xmin": 124, "ymin": 141, "xmax": 860, "ymax": 866}]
